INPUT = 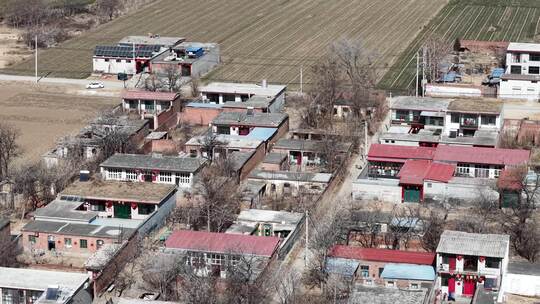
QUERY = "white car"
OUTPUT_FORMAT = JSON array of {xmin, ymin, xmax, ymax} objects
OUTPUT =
[{"xmin": 86, "ymin": 82, "xmax": 104, "ymax": 89}]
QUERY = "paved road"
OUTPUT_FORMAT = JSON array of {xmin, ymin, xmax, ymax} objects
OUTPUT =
[{"xmin": 0, "ymin": 74, "xmax": 128, "ymax": 89}]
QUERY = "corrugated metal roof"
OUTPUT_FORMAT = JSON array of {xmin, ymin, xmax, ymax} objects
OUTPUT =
[
  {"xmin": 121, "ymin": 90, "xmax": 179, "ymax": 101},
  {"xmin": 397, "ymin": 159, "xmax": 431, "ymax": 185},
  {"xmin": 380, "ymin": 263, "xmax": 435, "ymax": 281},
  {"xmin": 326, "ymin": 257, "xmax": 360, "ymax": 277},
  {"xmin": 100, "ymin": 153, "xmax": 206, "ymax": 173},
  {"xmin": 246, "ymin": 127, "xmax": 277, "ymax": 141},
  {"xmin": 329, "ymin": 245, "xmax": 435, "ymax": 265},
  {"xmin": 165, "ymin": 230, "xmax": 280, "ymax": 257},
  {"xmin": 425, "ymin": 162, "xmax": 455, "ymax": 182},
  {"xmin": 433, "ymin": 145, "xmax": 530, "ymax": 166},
  {"xmin": 436, "ymin": 230, "xmax": 509, "ymax": 258}
]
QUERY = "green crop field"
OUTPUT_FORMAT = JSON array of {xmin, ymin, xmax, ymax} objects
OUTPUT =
[
  {"xmin": 1, "ymin": 0, "xmax": 447, "ymax": 86},
  {"xmin": 379, "ymin": 0, "xmax": 540, "ymax": 92}
]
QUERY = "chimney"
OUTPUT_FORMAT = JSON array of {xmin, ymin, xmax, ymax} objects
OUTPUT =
[
  {"xmin": 79, "ymin": 170, "xmax": 90, "ymax": 182},
  {"xmin": 261, "ymin": 79, "xmax": 267, "ymax": 88}
]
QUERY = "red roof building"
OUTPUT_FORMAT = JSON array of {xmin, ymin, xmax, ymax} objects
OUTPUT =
[
  {"xmin": 165, "ymin": 230, "xmax": 280, "ymax": 257},
  {"xmin": 121, "ymin": 90, "xmax": 180, "ymax": 102},
  {"xmin": 329, "ymin": 245, "xmax": 435, "ymax": 265},
  {"xmin": 398, "ymin": 160, "xmax": 455, "ymax": 185}
]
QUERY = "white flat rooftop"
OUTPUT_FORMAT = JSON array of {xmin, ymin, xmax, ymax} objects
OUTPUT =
[
  {"xmin": 200, "ymin": 82, "xmax": 286, "ymax": 97},
  {"xmin": 507, "ymin": 42, "xmax": 540, "ymax": 52},
  {"xmin": 0, "ymin": 267, "xmax": 88, "ymax": 291}
]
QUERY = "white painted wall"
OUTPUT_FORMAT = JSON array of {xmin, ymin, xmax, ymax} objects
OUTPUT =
[
  {"xmin": 500, "ymin": 79, "xmax": 540, "ymax": 100},
  {"xmin": 505, "ymin": 51, "xmax": 540, "ymax": 74},
  {"xmin": 352, "ymin": 179, "xmax": 401, "ymax": 204},
  {"xmin": 423, "ymin": 180, "xmax": 499, "ymax": 202},
  {"xmin": 101, "ymin": 167, "xmax": 194, "ymax": 188},
  {"xmin": 500, "ymin": 273, "xmax": 540, "ymax": 300},
  {"xmin": 93, "ymin": 57, "xmax": 136, "ymax": 74}
]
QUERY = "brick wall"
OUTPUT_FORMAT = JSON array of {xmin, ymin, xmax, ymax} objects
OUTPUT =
[
  {"xmin": 269, "ymin": 119, "xmax": 289, "ymax": 148},
  {"xmin": 181, "ymin": 107, "xmax": 222, "ymax": 125},
  {"xmin": 155, "ymin": 108, "xmax": 179, "ymax": 131},
  {"xmin": 21, "ymin": 231, "xmax": 116, "ymax": 254},
  {"xmin": 238, "ymin": 144, "xmax": 266, "ymax": 180},
  {"xmin": 143, "ymin": 139, "xmax": 179, "ymax": 154}
]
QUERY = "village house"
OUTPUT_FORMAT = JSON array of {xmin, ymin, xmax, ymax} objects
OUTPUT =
[
  {"xmin": 163, "ymin": 230, "xmax": 280, "ymax": 279},
  {"xmin": 271, "ymin": 138, "xmax": 352, "ymax": 169},
  {"xmin": 21, "ymin": 179, "xmax": 176, "ymax": 257},
  {"xmin": 43, "ymin": 116, "xmax": 149, "ymax": 168},
  {"xmin": 199, "ymin": 81, "xmax": 286, "ymax": 112},
  {"xmin": 210, "ymin": 111, "xmax": 289, "ymax": 148},
  {"xmin": 435, "ymin": 230, "xmax": 510, "ymax": 301},
  {"xmin": 100, "ymin": 153, "xmax": 207, "ymax": 189},
  {"xmin": 185, "ymin": 133, "xmax": 266, "ymax": 162},
  {"xmin": 150, "ymin": 42, "xmax": 220, "ymax": 78},
  {"xmin": 500, "ymin": 42, "xmax": 540, "ymax": 101},
  {"xmin": 499, "ymin": 260, "xmax": 540, "ymax": 301},
  {"xmin": 226, "ymin": 209, "xmax": 304, "ymax": 256},
  {"xmin": 121, "ymin": 90, "xmax": 181, "ymax": 130},
  {"xmin": 258, "ymin": 152, "xmax": 289, "ymax": 171},
  {"xmin": 247, "ymin": 169, "xmax": 332, "ymax": 197},
  {"xmin": 384, "ymin": 96, "xmax": 502, "ymax": 147},
  {"xmin": 92, "ymin": 35, "xmax": 184, "ymax": 75},
  {"xmin": 326, "ymin": 245, "xmax": 435, "ymax": 289},
  {"xmin": 227, "ymin": 150, "xmax": 264, "ymax": 181},
  {"xmin": 353, "ymin": 144, "xmax": 529, "ymax": 203},
  {"xmin": 0, "ymin": 267, "xmax": 91, "ymax": 304},
  {"xmin": 181, "ymin": 81, "xmax": 287, "ymax": 125}
]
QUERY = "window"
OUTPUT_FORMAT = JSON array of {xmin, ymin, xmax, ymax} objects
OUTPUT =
[
  {"xmin": 189, "ymin": 150, "xmax": 198, "ymax": 157},
  {"xmin": 209, "ymin": 253, "xmax": 224, "ymax": 265},
  {"xmin": 2, "ymin": 288, "xmax": 25, "ymax": 304},
  {"xmin": 216, "ymin": 126, "xmax": 230, "ymax": 135},
  {"xmin": 475, "ymin": 164, "xmax": 490, "ymax": 178},
  {"xmin": 485, "ymin": 257, "xmax": 500, "ymax": 268},
  {"xmin": 96, "ymin": 240, "xmax": 104, "ymax": 250},
  {"xmin": 410, "ymin": 283, "xmax": 419, "ymax": 289},
  {"xmin": 513, "ymin": 86, "xmax": 522, "ymax": 91},
  {"xmin": 427, "ymin": 182, "xmax": 432, "ymax": 188},
  {"xmin": 511, "ymin": 65, "xmax": 522, "ymax": 74},
  {"xmin": 442, "ymin": 255, "xmax": 449, "ymax": 264},
  {"xmin": 530, "ymin": 54, "xmax": 540, "ymax": 61},
  {"xmin": 28, "ymin": 235, "xmax": 37, "ymax": 244},
  {"xmin": 395, "ymin": 110, "xmax": 409, "ymax": 121},
  {"xmin": 441, "ymin": 275, "xmax": 449, "ymax": 287},
  {"xmin": 104, "ymin": 58, "xmax": 109, "ymax": 62},
  {"xmin": 451, "ymin": 113, "xmax": 460, "ymax": 123},
  {"xmin": 116, "ymin": 59, "xmax": 121, "ymax": 63},
  {"xmin": 107, "ymin": 168, "xmax": 122, "ymax": 180},
  {"xmin": 90, "ymin": 203, "xmax": 105, "ymax": 212},
  {"xmin": 138, "ymin": 204, "xmax": 155, "ymax": 215},
  {"xmin": 177, "ymin": 173, "xmax": 191, "ymax": 185},
  {"xmin": 126, "ymin": 60, "xmax": 132, "ymax": 63},
  {"xmin": 64, "ymin": 238, "xmax": 72, "ymax": 248},
  {"xmin": 386, "ymin": 281, "xmax": 395, "ymax": 287},
  {"xmin": 360, "ymin": 265, "xmax": 369, "ymax": 278},
  {"xmin": 456, "ymin": 165, "xmax": 470, "ymax": 177},
  {"xmin": 378, "ymin": 267, "xmax": 384, "ymax": 277},
  {"xmin": 481, "ymin": 115, "xmax": 496, "ymax": 126},
  {"xmin": 528, "ymin": 87, "xmax": 536, "ymax": 92},
  {"xmin": 80, "ymin": 239, "xmax": 88, "ymax": 249},
  {"xmin": 529, "ymin": 66, "xmax": 540, "ymax": 74},
  {"xmin": 512, "ymin": 53, "xmax": 521, "ymax": 63},
  {"xmin": 126, "ymin": 170, "xmax": 137, "ymax": 181},
  {"xmin": 484, "ymin": 277, "xmax": 498, "ymax": 289},
  {"xmin": 158, "ymin": 172, "xmax": 173, "ymax": 183}
]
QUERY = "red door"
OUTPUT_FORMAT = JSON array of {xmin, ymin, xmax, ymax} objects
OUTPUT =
[
  {"xmin": 448, "ymin": 277, "xmax": 455, "ymax": 293},
  {"xmin": 463, "ymin": 279, "xmax": 476, "ymax": 296},
  {"xmin": 449, "ymin": 257, "xmax": 456, "ymax": 271}
]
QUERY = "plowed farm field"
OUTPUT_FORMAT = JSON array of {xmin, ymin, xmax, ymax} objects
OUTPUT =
[
  {"xmin": 2, "ymin": 0, "xmax": 447, "ymax": 86},
  {"xmin": 379, "ymin": 0, "xmax": 540, "ymax": 92}
]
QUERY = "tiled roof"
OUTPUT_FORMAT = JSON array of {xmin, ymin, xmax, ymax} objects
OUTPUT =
[
  {"xmin": 326, "ymin": 257, "xmax": 360, "ymax": 277},
  {"xmin": 329, "ymin": 245, "xmax": 435, "ymax": 265},
  {"xmin": 398, "ymin": 160, "xmax": 455, "ymax": 185},
  {"xmin": 211, "ymin": 112, "xmax": 288, "ymax": 128},
  {"xmin": 121, "ymin": 90, "xmax": 179, "ymax": 101},
  {"xmin": 100, "ymin": 153, "xmax": 206, "ymax": 173},
  {"xmin": 368, "ymin": 144, "xmax": 436, "ymax": 162},
  {"xmin": 274, "ymin": 138, "xmax": 352, "ymax": 153},
  {"xmin": 436, "ymin": 230, "xmax": 509, "ymax": 258},
  {"xmin": 165, "ymin": 230, "xmax": 280, "ymax": 257}
]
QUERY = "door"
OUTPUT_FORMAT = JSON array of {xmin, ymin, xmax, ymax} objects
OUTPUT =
[
  {"xmin": 463, "ymin": 279, "xmax": 476, "ymax": 296},
  {"xmin": 114, "ymin": 204, "xmax": 131, "ymax": 219},
  {"xmin": 448, "ymin": 277, "xmax": 455, "ymax": 293},
  {"xmin": 404, "ymin": 186, "xmax": 421, "ymax": 203},
  {"xmin": 449, "ymin": 256, "xmax": 456, "ymax": 271},
  {"xmin": 47, "ymin": 235, "xmax": 55, "ymax": 251}
]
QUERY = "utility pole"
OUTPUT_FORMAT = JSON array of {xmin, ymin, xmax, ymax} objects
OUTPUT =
[
  {"xmin": 415, "ymin": 51, "xmax": 419, "ymax": 97},
  {"xmin": 34, "ymin": 35, "xmax": 38, "ymax": 83},
  {"xmin": 422, "ymin": 47, "xmax": 426, "ymax": 97},
  {"xmin": 304, "ymin": 209, "xmax": 309, "ymax": 267},
  {"xmin": 364, "ymin": 120, "xmax": 368, "ymax": 159}
]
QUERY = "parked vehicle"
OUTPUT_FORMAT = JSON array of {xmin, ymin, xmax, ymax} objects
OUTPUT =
[{"xmin": 86, "ymin": 82, "xmax": 105, "ymax": 89}]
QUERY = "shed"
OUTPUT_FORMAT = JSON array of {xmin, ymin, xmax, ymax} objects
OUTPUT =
[{"xmin": 380, "ymin": 263, "xmax": 435, "ymax": 281}]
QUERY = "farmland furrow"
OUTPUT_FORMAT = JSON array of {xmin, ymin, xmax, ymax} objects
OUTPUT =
[
  {"xmin": 473, "ymin": 6, "xmax": 495, "ymax": 40},
  {"xmin": 516, "ymin": 8, "xmax": 533, "ymax": 41}
]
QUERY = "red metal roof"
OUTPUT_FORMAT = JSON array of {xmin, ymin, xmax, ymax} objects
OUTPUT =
[
  {"xmin": 425, "ymin": 162, "xmax": 455, "ymax": 183},
  {"xmin": 164, "ymin": 230, "xmax": 280, "ymax": 257},
  {"xmin": 369, "ymin": 144, "xmax": 530, "ymax": 166},
  {"xmin": 121, "ymin": 90, "xmax": 179, "ymax": 101},
  {"xmin": 329, "ymin": 245, "xmax": 435, "ymax": 265},
  {"xmin": 397, "ymin": 159, "xmax": 431, "ymax": 185},
  {"xmin": 433, "ymin": 145, "xmax": 530, "ymax": 166},
  {"xmin": 367, "ymin": 144, "xmax": 436, "ymax": 162}
]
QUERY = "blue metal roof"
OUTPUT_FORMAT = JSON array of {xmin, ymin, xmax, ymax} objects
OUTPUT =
[
  {"xmin": 246, "ymin": 127, "xmax": 277, "ymax": 141},
  {"xmin": 186, "ymin": 102, "xmax": 223, "ymax": 109},
  {"xmin": 186, "ymin": 46, "xmax": 203, "ymax": 52},
  {"xmin": 325, "ymin": 257, "xmax": 360, "ymax": 277},
  {"xmin": 491, "ymin": 68, "xmax": 505, "ymax": 78},
  {"xmin": 380, "ymin": 263, "xmax": 435, "ymax": 281}
]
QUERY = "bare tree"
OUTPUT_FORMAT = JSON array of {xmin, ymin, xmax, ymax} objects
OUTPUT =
[
  {"xmin": 224, "ymin": 253, "xmax": 271, "ymax": 304},
  {"xmin": 383, "ymin": 206, "xmax": 421, "ymax": 250},
  {"xmin": 423, "ymin": 36, "xmax": 451, "ymax": 83},
  {"xmin": 197, "ymin": 132, "xmax": 226, "ymax": 164},
  {"xmin": 0, "ymin": 123, "xmax": 21, "ymax": 181},
  {"xmin": 176, "ymin": 262, "xmax": 219, "ymax": 304},
  {"xmin": 162, "ymin": 65, "xmax": 183, "ymax": 92},
  {"xmin": 3, "ymin": 0, "xmax": 48, "ymax": 27},
  {"xmin": 273, "ymin": 266, "xmax": 302, "ymax": 304},
  {"xmin": 95, "ymin": 0, "xmax": 122, "ymax": 21},
  {"xmin": 144, "ymin": 74, "xmax": 163, "ymax": 92},
  {"xmin": 420, "ymin": 209, "xmax": 447, "ymax": 252},
  {"xmin": 140, "ymin": 252, "xmax": 183, "ymax": 301}
]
